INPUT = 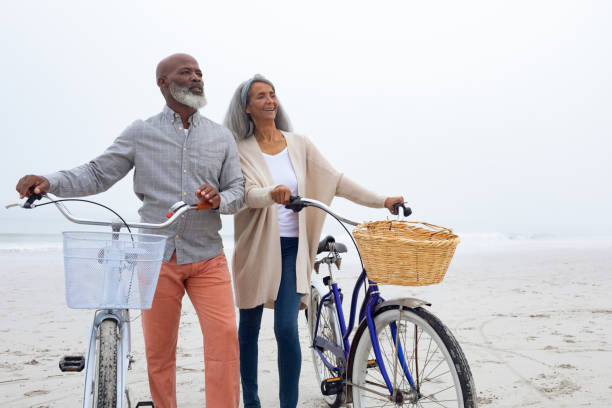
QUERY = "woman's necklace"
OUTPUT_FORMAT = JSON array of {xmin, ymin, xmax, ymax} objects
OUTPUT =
[{"xmin": 255, "ymin": 130, "xmax": 286, "ymax": 154}]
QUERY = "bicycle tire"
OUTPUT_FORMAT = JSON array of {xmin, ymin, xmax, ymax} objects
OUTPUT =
[
  {"xmin": 348, "ymin": 306, "xmax": 476, "ymax": 407},
  {"xmin": 306, "ymin": 285, "xmax": 345, "ymax": 407},
  {"xmin": 94, "ymin": 319, "xmax": 118, "ymax": 407}
]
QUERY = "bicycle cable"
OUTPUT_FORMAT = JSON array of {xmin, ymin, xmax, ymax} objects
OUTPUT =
[
  {"xmin": 327, "ymin": 211, "xmax": 365, "ymax": 271},
  {"xmin": 35, "ymin": 197, "xmax": 134, "ymax": 237}
]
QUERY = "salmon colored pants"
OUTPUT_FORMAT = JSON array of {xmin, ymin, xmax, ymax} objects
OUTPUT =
[{"xmin": 141, "ymin": 251, "xmax": 240, "ymax": 408}]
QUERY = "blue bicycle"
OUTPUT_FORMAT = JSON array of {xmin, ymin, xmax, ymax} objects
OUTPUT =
[{"xmin": 286, "ymin": 197, "xmax": 476, "ymax": 407}]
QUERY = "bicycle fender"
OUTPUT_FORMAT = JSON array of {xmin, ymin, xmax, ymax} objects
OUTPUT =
[
  {"xmin": 375, "ymin": 297, "xmax": 431, "ymax": 312},
  {"xmin": 93, "ymin": 310, "xmax": 123, "ymax": 327}
]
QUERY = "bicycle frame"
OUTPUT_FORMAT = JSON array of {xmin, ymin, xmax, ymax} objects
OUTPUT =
[
  {"xmin": 296, "ymin": 198, "xmax": 418, "ymax": 398},
  {"xmin": 82, "ymin": 218, "xmax": 137, "ymax": 408},
  {"xmin": 312, "ymin": 272, "xmax": 417, "ymax": 395}
]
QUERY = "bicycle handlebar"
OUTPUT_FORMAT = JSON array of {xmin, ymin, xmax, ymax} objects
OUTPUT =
[
  {"xmin": 285, "ymin": 196, "xmax": 359, "ymax": 226},
  {"xmin": 5, "ymin": 194, "xmax": 204, "ymax": 230},
  {"xmin": 284, "ymin": 196, "xmax": 411, "ymax": 227}
]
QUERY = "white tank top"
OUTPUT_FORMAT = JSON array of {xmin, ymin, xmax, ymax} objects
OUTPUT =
[{"xmin": 262, "ymin": 147, "xmax": 299, "ymax": 237}]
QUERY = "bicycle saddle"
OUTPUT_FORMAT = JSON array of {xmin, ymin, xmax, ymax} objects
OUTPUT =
[{"xmin": 317, "ymin": 235, "xmax": 347, "ymax": 254}]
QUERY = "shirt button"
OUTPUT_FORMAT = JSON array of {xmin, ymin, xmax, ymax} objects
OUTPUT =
[
  {"xmin": 183, "ymin": 170, "xmax": 187, "ymax": 173},
  {"xmin": 183, "ymin": 192, "xmax": 187, "ymax": 196},
  {"xmin": 178, "ymin": 126, "xmax": 183, "ymax": 130},
  {"xmin": 181, "ymin": 214, "xmax": 185, "ymax": 218},
  {"xmin": 175, "ymin": 234, "xmax": 180, "ymax": 238},
  {"xmin": 184, "ymin": 148, "xmax": 187, "ymax": 152}
]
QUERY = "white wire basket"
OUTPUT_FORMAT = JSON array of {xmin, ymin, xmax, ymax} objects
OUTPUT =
[{"xmin": 62, "ymin": 231, "xmax": 167, "ymax": 309}]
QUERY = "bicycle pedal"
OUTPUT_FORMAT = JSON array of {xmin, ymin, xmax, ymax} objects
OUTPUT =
[
  {"xmin": 367, "ymin": 359, "xmax": 378, "ymax": 368},
  {"xmin": 135, "ymin": 402, "xmax": 154, "ymax": 407},
  {"xmin": 59, "ymin": 355, "xmax": 85, "ymax": 372},
  {"xmin": 321, "ymin": 377, "xmax": 343, "ymax": 395}
]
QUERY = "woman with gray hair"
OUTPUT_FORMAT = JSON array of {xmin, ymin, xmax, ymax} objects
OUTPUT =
[{"xmin": 224, "ymin": 75, "xmax": 403, "ymax": 408}]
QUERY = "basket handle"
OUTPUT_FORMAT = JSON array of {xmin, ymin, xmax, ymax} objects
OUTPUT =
[
  {"xmin": 412, "ymin": 221, "xmax": 453, "ymax": 233},
  {"xmin": 388, "ymin": 220, "xmax": 454, "ymax": 235}
]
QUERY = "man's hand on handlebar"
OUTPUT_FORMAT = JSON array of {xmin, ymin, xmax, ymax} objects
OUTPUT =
[
  {"xmin": 271, "ymin": 185, "xmax": 292, "ymax": 205},
  {"xmin": 195, "ymin": 184, "xmax": 221, "ymax": 209},
  {"xmin": 16, "ymin": 175, "xmax": 50, "ymax": 199},
  {"xmin": 385, "ymin": 196, "xmax": 405, "ymax": 215}
]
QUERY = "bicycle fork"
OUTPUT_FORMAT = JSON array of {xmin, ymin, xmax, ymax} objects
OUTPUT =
[
  {"xmin": 82, "ymin": 309, "xmax": 131, "ymax": 408},
  {"xmin": 365, "ymin": 293, "xmax": 418, "ymax": 401}
]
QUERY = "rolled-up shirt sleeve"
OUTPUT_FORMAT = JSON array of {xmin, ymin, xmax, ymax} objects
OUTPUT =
[
  {"xmin": 45, "ymin": 124, "xmax": 136, "ymax": 198},
  {"xmin": 218, "ymin": 133, "xmax": 245, "ymax": 214}
]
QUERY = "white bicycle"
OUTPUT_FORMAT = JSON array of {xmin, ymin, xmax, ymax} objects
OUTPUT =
[{"xmin": 7, "ymin": 193, "xmax": 207, "ymax": 408}]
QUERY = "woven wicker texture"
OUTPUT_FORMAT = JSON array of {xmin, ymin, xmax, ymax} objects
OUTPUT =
[{"xmin": 353, "ymin": 220, "xmax": 460, "ymax": 286}]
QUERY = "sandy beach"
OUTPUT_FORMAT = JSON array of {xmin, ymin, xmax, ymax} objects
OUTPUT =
[{"xmin": 1, "ymin": 236, "xmax": 611, "ymax": 407}]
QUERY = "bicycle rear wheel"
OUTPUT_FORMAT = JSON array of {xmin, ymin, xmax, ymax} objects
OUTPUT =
[
  {"xmin": 93, "ymin": 319, "xmax": 118, "ymax": 407},
  {"xmin": 306, "ymin": 285, "xmax": 345, "ymax": 407},
  {"xmin": 349, "ymin": 306, "xmax": 476, "ymax": 407}
]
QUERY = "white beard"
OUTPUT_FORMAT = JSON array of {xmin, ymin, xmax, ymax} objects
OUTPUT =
[{"xmin": 169, "ymin": 83, "xmax": 207, "ymax": 110}]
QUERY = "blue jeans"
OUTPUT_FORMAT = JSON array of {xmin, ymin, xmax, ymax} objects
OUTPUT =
[{"xmin": 239, "ymin": 237, "xmax": 302, "ymax": 408}]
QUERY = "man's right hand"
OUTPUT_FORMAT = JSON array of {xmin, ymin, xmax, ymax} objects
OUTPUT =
[{"xmin": 16, "ymin": 175, "xmax": 50, "ymax": 199}]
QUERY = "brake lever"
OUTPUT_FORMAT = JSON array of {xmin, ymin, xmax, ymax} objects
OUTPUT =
[
  {"xmin": 24, "ymin": 193, "xmax": 43, "ymax": 209},
  {"xmin": 392, "ymin": 202, "xmax": 412, "ymax": 217},
  {"xmin": 285, "ymin": 195, "xmax": 306, "ymax": 213}
]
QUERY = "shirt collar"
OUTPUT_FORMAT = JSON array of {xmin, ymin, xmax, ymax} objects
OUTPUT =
[{"xmin": 162, "ymin": 105, "xmax": 202, "ymax": 127}]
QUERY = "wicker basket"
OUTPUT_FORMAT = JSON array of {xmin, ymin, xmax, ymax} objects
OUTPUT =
[{"xmin": 353, "ymin": 220, "xmax": 460, "ymax": 286}]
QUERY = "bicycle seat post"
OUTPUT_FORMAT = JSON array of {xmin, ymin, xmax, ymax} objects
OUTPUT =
[{"xmin": 323, "ymin": 242, "xmax": 341, "ymax": 286}]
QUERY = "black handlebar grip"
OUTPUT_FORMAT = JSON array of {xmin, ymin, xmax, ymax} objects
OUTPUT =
[{"xmin": 402, "ymin": 205, "xmax": 412, "ymax": 217}]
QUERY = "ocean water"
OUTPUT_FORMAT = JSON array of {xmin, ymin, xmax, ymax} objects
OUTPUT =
[
  {"xmin": 1, "ymin": 231, "xmax": 610, "ymax": 254},
  {"xmin": 0, "ymin": 233, "xmax": 63, "ymax": 252}
]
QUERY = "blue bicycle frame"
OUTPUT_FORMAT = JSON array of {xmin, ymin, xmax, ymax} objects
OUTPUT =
[{"xmin": 311, "ymin": 269, "xmax": 417, "ymax": 397}]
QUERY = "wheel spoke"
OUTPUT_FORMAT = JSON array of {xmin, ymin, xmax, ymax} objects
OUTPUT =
[
  {"xmin": 351, "ymin": 307, "xmax": 474, "ymax": 408},
  {"xmin": 308, "ymin": 288, "xmax": 344, "ymax": 405}
]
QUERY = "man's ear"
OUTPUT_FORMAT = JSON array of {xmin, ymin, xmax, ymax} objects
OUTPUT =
[{"xmin": 157, "ymin": 76, "xmax": 166, "ymax": 88}]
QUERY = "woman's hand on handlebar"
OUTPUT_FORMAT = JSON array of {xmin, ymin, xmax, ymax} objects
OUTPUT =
[
  {"xmin": 16, "ymin": 175, "xmax": 50, "ymax": 199},
  {"xmin": 384, "ymin": 196, "xmax": 405, "ymax": 215},
  {"xmin": 271, "ymin": 185, "xmax": 292, "ymax": 204}
]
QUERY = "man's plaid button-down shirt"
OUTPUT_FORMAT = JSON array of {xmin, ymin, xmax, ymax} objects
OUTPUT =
[{"xmin": 46, "ymin": 105, "xmax": 244, "ymax": 264}]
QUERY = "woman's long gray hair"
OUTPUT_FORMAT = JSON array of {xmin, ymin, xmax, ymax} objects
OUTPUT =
[{"xmin": 223, "ymin": 74, "xmax": 292, "ymax": 141}]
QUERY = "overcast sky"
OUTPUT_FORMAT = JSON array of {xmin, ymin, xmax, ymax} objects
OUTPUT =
[{"xmin": 1, "ymin": 1, "xmax": 611, "ymax": 235}]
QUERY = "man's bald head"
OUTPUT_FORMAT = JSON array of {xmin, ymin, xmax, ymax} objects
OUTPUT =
[
  {"xmin": 156, "ymin": 53, "xmax": 206, "ymax": 112},
  {"xmin": 156, "ymin": 53, "xmax": 198, "ymax": 80}
]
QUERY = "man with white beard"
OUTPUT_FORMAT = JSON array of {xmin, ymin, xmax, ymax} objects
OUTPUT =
[{"xmin": 16, "ymin": 53, "xmax": 243, "ymax": 408}]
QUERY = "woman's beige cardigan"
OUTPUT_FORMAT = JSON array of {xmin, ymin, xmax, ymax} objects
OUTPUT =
[{"xmin": 232, "ymin": 131, "xmax": 386, "ymax": 309}]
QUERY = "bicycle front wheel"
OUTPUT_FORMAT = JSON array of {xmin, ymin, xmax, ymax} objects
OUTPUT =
[
  {"xmin": 306, "ymin": 285, "xmax": 345, "ymax": 407},
  {"xmin": 349, "ymin": 306, "xmax": 476, "ymax": 407},
  {"xmin": 93, "ymin": 319, "xmax": 118, "ymax": 407}
]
